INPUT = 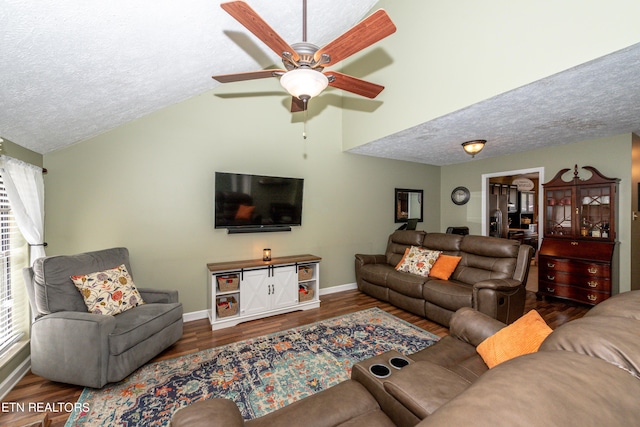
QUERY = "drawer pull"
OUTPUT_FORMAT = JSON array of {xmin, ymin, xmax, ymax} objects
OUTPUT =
[
  {"xmin": 571, "ymin": 241, "xmax": 579, "ymax": 246},
  {"xmin": 587, "ymin": 281, "xmax": 598, "ymax": 288},
  {"xmin": 587, "ymin": 294, "xmax": 597, "ymax": 302},
  {"xmin": 546, "ymin": 262, "xmax": 555, "ymax": 268},
  {"xmin": 546, "ymin": 275, "xmax": 555, "ymax": 281},
  {"xmin": 588, "ymin": 267, "xmax": 598, "ymax": 274},
  {"xmin": 546, "ymin": 287, "xmax": 555, "ymax": 293}
]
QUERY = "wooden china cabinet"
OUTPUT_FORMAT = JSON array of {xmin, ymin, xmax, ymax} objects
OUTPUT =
[{"xmin": 538, "ymin": 165, "xmax": 619, "ymax": 305}]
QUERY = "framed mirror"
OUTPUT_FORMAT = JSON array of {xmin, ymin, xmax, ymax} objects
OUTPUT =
[{"xmin": 395, "ymin": 188, "xmax": 424, "ymax": 223}]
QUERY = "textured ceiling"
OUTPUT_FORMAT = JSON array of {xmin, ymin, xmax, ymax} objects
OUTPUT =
[
  {"xmin": 348, "ymin": 42, "xmax": 640, "ymax": 166},
  {"xmin": 0, "ymin": 0, "xmax": 378, "ymax": 154},
  {"xmin": 1, "ymin": 1, "xmax": 639, "ymax": 165}
]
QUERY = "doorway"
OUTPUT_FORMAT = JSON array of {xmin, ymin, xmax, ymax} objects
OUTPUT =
[{"xmin": 481, "ymin": 167, "xmax": 545, "ymax": 251}]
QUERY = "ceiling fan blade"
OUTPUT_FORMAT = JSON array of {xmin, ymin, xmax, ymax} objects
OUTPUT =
[
  {"xmin": 212, "ymin": 69, "xmax": 285, "ymax": 83},
  {"xmin": 326, "ymin": 71, "xmax": 384, "ymax": 99},
  {"xmin": 314, "ymin": 9, "xmax": 396, "ymax": 67},
  {"xmin": 290, "ymin": 96, "xmax": 306, "ymax": 113},
  {"xmin": 221, "ymin": 1, "xmax": 299, "ymax": 62}
]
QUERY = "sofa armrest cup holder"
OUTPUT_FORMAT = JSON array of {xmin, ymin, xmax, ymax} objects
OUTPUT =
[
  {"xmin": 389, "ymin": 356, "xmax": 411, "ymax": 369},
  {"xmin": 369, "ymin": 364, "xmax": 391, "ymax": 378}
]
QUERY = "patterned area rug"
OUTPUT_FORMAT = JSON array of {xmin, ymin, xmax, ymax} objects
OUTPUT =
[{"xmin": 65, "ymin": 307, "xmax": 439, "ymax": 426}]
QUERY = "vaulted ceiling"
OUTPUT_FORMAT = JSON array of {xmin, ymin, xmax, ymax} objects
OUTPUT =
[
  {"xmin": 1, "ymin": 0, "xmax": 379, "ymax": 154},
  {"xmin": 2, "ymin": 1, "xmax": 639, "ymax": 165}
]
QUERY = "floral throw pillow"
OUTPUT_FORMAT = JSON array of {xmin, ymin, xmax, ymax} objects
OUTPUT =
[
  {"xmin": 395, "ymin": 246, "xmax": 442, "ymax": 276},
  {"xmin": 71, "ymin": 264, "xmax": 145, "ymax": 315}
]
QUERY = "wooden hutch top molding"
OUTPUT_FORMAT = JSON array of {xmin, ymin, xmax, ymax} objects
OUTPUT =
[{"xmin": 545, "ymin": 164, "xmax": 620, "ymax": 187}]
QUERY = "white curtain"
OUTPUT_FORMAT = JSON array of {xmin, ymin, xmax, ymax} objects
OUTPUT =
[{"xmin": 0, "ymin": 155, "xmax": 46, "ymax": 264}]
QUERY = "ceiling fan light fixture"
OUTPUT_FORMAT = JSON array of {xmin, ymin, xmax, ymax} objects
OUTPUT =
[
  {"xmin": 462, "ymin": 139, "xmax": 487, "ymax": 157},
  {"xmin": 280, "ymin": 68, "xmax": 329, "ymax": 100}
]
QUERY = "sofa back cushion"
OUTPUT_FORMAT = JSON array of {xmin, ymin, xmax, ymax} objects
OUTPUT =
[
  {"xmin": 584, "ymin": 289, "xmax": 640, "ymax": 320},
  {"xmin": 32, "ymin": 247, "xmax": 133, "ymax": 315},
  {"xmin": 540, "ymin": 316, "xmax": 640, "ymax": 379},
  {"xmin": 452, "ymin": 236, "xmax": 519, "ymax": 285},
  {"xmin": 419, "ymin": 351, "xmax": 640, "ymax": 427},
  {"xmin": 422, "ymin": 233, "xmax": 463, "ymax": 255},
  {"xmin": 386, "ymin": 230, "xmax": 426, "ymax": 267}
]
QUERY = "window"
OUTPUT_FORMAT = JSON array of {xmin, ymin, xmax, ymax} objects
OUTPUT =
[{"xmin": 0, "ymin": 174, "xmax": 28, "ymax": 357}]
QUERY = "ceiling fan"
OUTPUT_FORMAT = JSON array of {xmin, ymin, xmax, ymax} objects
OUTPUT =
[{"xmin": 212, "ymin": 0, "xmax": 396, "ymax": 113}]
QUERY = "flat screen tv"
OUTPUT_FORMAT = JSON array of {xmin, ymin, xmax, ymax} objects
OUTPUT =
[{"xmin": 214, "ymin": 172, "xmax": 304, "ymax": 233}]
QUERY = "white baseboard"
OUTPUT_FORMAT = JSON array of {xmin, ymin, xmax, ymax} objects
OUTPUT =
[
  {"xmin": 0, "ymin": 355, "xmax": 30, "ymax": 401},
  {"xmin": 183, "ymin": 309, "xmax": 208, "ymax": 322},
  {"xmin": 319, "ymin": 282, "xmax": 358, "ymax": 295},
  {"xmin": 182, "ymin": 283, "xmax": 358, "ymax": 321}
]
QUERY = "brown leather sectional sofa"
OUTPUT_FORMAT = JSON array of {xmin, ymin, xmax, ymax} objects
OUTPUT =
[
  {"xmin": 355, "ymin": 230, "xmax": 535, "ymax": 326},
  {"xmin": 171, "ymin": 290, "xmax": 640, "ymax": 427}
]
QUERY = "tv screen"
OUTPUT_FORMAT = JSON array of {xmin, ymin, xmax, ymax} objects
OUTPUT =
[{"xmin": 214, "ymin": 172, "xmax": 304, "ymax": 232}]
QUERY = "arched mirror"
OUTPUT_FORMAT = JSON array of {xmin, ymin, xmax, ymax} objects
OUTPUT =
[{"xmin": 395, "ymin": 188, "xmax": 423, "ymax": 223}]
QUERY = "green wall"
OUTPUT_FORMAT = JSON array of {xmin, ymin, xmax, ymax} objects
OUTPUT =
[
  {"xmin": 342, "ymin": 0, "xmax": 640, "ymax": 150},
  {"xmin": 43, "ymin": 85, "xmax": 441, "ymax": 315},
  {"xmin": 440, "ymin": 134, "xmax": 633, "ymax": 293}
]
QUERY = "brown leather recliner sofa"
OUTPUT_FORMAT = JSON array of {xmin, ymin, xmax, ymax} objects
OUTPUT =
[
  {"xmin": 171, "ymin": 290, "xmax": 640, "ymax": 427},
  {"xmin": 355, "ymin": 230, "xmax": 535, "ymax": 326}
]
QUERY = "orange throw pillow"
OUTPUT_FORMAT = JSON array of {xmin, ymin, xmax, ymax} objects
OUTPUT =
[
  {"xmin": 476, "ymin": 309, "xmax": 552, "ymax": 368},
  {"xmin": 235, "ymin": 205, "xmax": 255, "ymax": 220},
  {"xmin": 429, "ymin": 255, "xmax": 462, "ymax": 280},
  {"xmin": 395, "ymin": 248, "xmax": 410, "ymax": 270}
]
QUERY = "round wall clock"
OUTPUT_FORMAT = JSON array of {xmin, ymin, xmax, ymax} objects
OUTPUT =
[{"xmin": 451, "ymin": 186, "xmax": 470, "ymax": 205}]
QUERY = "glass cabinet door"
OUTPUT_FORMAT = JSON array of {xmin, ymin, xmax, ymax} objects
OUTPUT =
[
  {"xmin": 545, "ymin": 188, "xmax": 573, "ymax": 236},
  {"xmin": 579, "ymin": 186, "xmax": 612, "ymax": 238}
]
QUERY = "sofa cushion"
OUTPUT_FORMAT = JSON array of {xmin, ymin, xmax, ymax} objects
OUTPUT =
[
  {"xmin": 71, "ymin": 264, "xmax": 145, "ymax": 315},
  {"xmin": 584, "ymin": 289, "xmax": 640, "ymax": 320},
  {"xmin": 450, "ymin": 236, "xmax": 519, "ymax": 285},
  {"xmin": 396, "ymin": 246, "xmax": 441, "ymax": 276},
  {"xmin": 476, "ymin": 310, "xmax": 552, "ymax": 368},
  {"xmin": 422, "ymin": 280, "xmax": 472, "ymax": 312},
  {"xmin": 419, "ymin": 351, "xmax": 640, "ymax": 427},
  {"xmin": 429, "ymin": 255, "xmax": 462, "ymax": 280},
  {"xmin": 385, "ymin": 230, "xmax": 426, "ymax": 267},
  {"xmin": 387, "ymin": 269, "xmax": 429, "ymax": 299},
  {"xmin": 411, "ymin": 335, "xmax": 488, "ymax": 383},
  {"xmin": 109, "ymin": 302, "xmax": 183, "ymax": 355},
  {"xmin": 455, "ymin": 254, "xmax": 517, "ymax": 283},
  {"xmin": 247, "ymin": 380, "xmax": 395, "ymax": 427},
  {"xmin": 422, "ymin": 233, "xmax": 463, "ymax": 254},
  {"xmin": 540, "ymin": 315, "xmax": 640, "ymax": 379},
  {"xmin": 32, "ymin": 247, "xmax": 133, "ymax": 315},
  {"xmin": 383, "ymin": 361, "xmax": 471, "ymax": 419},
  {"xmin": 359, "ymin": 264, "xmax": 392, "ymax": 288}
]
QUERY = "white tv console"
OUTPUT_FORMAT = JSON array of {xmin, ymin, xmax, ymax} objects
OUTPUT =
[{"xmin": 207, "ymin": 254, "xmax": 321, "ymax": 330}]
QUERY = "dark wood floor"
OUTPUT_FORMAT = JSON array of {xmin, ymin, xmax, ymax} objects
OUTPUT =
[{"xmin": 2, "ymin": 289, "xmax": 590, "ymax": 427}]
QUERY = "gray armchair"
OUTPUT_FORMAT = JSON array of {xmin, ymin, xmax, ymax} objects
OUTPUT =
[{"xmin": 23, "ymin": 247, "xmax": 183, "ymax": 388}]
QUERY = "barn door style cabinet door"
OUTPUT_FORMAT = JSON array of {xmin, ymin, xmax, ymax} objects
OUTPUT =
[
  {"xmin": 538, "ymin": 165, "xmax": 619, "ymax": 305},
  {"xmin": 240, "ymin": 265, "xmax": 299, "ymax": 316}
]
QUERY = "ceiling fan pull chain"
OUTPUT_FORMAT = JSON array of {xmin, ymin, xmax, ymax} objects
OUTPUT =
[
  {"xmin": 302, "ymin": 99, "xmax": 309, "ymax": 139},
  {"xmin": 303, "ymin": 103, "xmax": 308, "ymax": 139}
]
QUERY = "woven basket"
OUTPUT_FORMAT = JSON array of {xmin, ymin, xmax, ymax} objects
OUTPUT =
[
  {"xmin": 216, "ymin": 296, "xmax": 238, "ymax": 318},
  {"xmin": 298, "ymin": 285, "xmax": 314, "ymax": 302},
  {"xmin": 217, "ymin": 275, "xmax": 239, "ymax": 292},
  {"xmin": 298, "ymin": 266, "xmax": 313, "ymax": 281}
]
